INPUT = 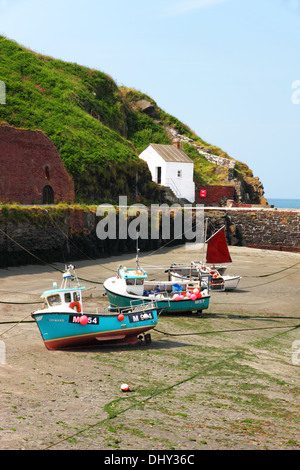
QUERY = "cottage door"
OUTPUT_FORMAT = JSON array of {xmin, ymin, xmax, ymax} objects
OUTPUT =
[
  {"xmin": 156, "ymin": 167, "xmax": 161, "ymax": 184},
  {"xmin": 42, "ymin": 185, "xmax": 54, "ymax": 204}
]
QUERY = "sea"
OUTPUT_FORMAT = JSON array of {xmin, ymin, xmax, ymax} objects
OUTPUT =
[{"xmin": 268, "ymin": 198, "xmax": 300, "ymax": 209}]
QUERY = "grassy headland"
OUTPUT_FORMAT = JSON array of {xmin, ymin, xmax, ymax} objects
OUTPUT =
[{"xmin": 0, "ymin": 35, "xmax": 254, "ymax": 203}]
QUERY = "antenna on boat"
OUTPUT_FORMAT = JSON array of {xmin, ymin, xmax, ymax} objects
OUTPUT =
[
  {"xmin": 201, "ymin": 218, "xmax": 208, "ymax": 264},
  {"xmin": 63, "ymin": 264, "xmax": 80, "ymax": 288},
  {"xmin": 136, "ymin": 238, "xmax": 140, "ymax": 269}
]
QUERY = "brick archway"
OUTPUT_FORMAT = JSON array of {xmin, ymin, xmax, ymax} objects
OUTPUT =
[{"xmin": 42, "ymin": 185, "xmax": 54, "ymax": 204}]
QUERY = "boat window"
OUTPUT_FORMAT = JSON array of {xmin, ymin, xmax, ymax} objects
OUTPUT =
[
  {"xmin": 73, "ymin": 292, "xmax": 81, "ymax": 301},
  {"xmin": 47, "ymin": 294, "xmax": 62, "ymax": 306},
  {"xmin": 136, "ymin": 279, "xmax": 144, "ymax": 286},
  {"xmin": 64, "ymin": 293, "xmax": 71, "ymax": 303},
  {"xmin": 126, "ymin": 279, "xmax": 135, "ymax": 286}
]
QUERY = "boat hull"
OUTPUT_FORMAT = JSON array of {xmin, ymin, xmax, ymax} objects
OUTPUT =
[
  {"xmin": 223, "ymin": 276, "xmax": 241, "ymax": 290},
  {"xmin": 104, "ymin": 286, "xmax": 210, "ymax": 314},
  {"xmin": 32, "ymin": 310, "xmax": 158, "ymax": 350}
]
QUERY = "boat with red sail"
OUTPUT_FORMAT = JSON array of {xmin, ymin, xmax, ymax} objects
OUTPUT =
[{"xmin": 168, "ymin": 226, "xmax": 242, "ymax": 291}]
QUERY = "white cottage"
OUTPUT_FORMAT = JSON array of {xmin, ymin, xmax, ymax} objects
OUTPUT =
[{"xmin": 139, "ymin": 143, "xmax": 195, "ymax": 203}]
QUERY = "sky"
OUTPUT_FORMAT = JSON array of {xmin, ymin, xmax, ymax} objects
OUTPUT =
[{"xmin": 0, "ymin": 0, "xmax": 300, "ymax": 199}]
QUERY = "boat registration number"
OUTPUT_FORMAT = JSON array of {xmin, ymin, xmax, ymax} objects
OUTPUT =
[
  {"xmin": 128, "ymin": 311, "xmax": 154, "ymax": 323},
  {"xmin": 68, "ymin": 315, "xmax": 99, "ymax": 325}
]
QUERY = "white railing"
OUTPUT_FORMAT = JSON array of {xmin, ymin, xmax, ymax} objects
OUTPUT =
[{"xmin": 166, "ymin": 178, "xmax": 182, "ymax": 199}]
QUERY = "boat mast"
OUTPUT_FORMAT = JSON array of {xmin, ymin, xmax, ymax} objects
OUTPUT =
[
  {"xmin": 61, "ymin": 264, "xmax": 79, "ymax": 289},
  {"xmin": 135, "ymin": 238, "xmax": 140, "ymax": 270},
  {"xmin": 205, "ymin": 225, "xmax": 225, "ymax": 244},
  {"xmin": 201, "ymin": 218, "xmax": 208, "ymax": 264}
]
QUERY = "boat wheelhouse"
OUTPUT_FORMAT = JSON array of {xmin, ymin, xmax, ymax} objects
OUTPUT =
[{"xmin": 40, "ymin": 267, "xmax": 85, "ymax": 313}]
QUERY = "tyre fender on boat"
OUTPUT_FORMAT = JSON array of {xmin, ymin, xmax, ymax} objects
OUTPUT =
[{"xmin": 69, "ymin": 301, "xmax": 81, "ymax": 313}]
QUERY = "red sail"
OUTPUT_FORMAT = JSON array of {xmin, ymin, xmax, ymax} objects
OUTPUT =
[{"xmin": 206, "ymin": 228, "xmax": 232, "ymax": 264}]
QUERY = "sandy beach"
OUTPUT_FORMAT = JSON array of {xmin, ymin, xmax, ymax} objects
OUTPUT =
[{"xmin": 0, "ymin": 245, "xmax": 299, "ymax": 450}]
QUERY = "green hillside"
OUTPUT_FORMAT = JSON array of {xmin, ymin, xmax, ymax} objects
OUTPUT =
[{"xmin": 0, "ymin": 35, "xmax": 252, "ymax": 203}]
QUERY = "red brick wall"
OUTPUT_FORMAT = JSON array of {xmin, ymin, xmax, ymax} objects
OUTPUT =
[
  {"xmin": 0, "ymin": 125, "xmax": 75, "ymax": 204},
  {"xmin": 195, "ymin": 185, "xmax": 235, "ymax": 205}
]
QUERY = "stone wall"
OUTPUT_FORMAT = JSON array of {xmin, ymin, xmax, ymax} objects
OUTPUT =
[
  {"xmin": 0, "ymin": 206, "xmax": 183, "ymax": 267},
  {"xmin": 0, "ymin": 206, "xmax": 299, "ymax": 268},
  {"xmin": 205, "ymin": 209, "xmax": 300, "ymax": 252},
  {"xmin": 225, "ymin": 209, "xmax": 300, "ymax": 251}
]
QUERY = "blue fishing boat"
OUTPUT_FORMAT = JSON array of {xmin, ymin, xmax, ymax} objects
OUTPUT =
[
  {"xmin": 103, "ymin": 256, "xmax": 211, "ymax": 314},
  {"xmin": 32, "ymin": 265, "xmax": 158, "ymax": 350}
]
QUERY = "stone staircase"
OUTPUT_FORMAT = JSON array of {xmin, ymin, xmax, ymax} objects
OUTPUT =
[{"xmin": 166, "ymin": 126, "xmax": 236, "ymax": 179}]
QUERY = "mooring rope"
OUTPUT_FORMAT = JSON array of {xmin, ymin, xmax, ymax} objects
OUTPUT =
[
  {"xmin": 243, "ymin": 260, "xmax": 300, "ymax": 278},
  {"xmin": 153, "ymin": 323, "xmax": 300, "ymax": 338},
  {"xmin": 0, "ymin": 227, "xmax": 63, "ymax": 272},
  {"xmin": 0, "ymin": 312, "xmax": 34, "ymax": 338},
  {"xmin": 43, "ymin": 209, "xmax": 116, "ymax": 275},
  {"xmin": 0, "ymin": 227, "xmax": 104, "ymax": 287}
]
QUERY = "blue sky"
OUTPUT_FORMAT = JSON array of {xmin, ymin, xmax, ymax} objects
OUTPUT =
[{"xmin": 1, "ymin": 0, "xmax": 300, "ymax": 199}]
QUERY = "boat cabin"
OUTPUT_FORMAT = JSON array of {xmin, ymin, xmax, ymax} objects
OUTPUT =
[
  {"xmin": 118, "ymin": 266, "xmax": 147, "ymax": 296},
  {"xmin": 41, "ymin": 267, "xmax": 86, "ymax": 312}
]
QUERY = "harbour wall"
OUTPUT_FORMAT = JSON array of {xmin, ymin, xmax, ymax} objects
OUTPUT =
[
  {"xmin": 0, "ymin": 205, "xmax": 299, "ymax": 268},
  {"xmin": 206, "ymin": 208, "xmax": 300, "ymax": 252}
]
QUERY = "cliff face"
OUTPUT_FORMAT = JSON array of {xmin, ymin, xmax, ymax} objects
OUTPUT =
[
  {"xmin": 0, "ymin": 36, "xmax": 266, "ymax": 205},
  {"xmin": 232, "ymin": 175, "xmax": 267, "ymax": 205}
]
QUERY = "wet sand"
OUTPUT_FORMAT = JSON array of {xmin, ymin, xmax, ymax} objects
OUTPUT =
[{"xmin": 0, "ymin": 245, "xmax": 299, "ymax": 450}]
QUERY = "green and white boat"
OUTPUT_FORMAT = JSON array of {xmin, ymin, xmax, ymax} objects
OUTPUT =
[{"xmin": 103, "ymin": 259, "xmax": 211, "ymax": 314}]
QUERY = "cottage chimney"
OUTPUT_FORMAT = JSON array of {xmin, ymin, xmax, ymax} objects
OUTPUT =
[{"xmin": 173, "ymin": 140, "xmax": 180, "ymax": 149}]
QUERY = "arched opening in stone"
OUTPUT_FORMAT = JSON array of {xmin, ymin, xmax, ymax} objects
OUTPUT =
[{"xmin": 42, "ymin": 185, "xmax": 54, "ymax": 204}]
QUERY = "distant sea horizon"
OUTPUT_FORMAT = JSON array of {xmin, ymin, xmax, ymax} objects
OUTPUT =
[{"xmin": 268, "ymin": 198, "xmax": 300, "ymax": 209}]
